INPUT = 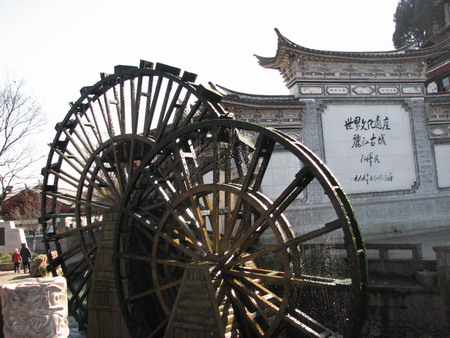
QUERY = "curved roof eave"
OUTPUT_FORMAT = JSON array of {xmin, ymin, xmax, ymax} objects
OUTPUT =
[
  {"xmin": 217, "ymin": 84, "xmax": 302, "ymax": 107},
  {"xmin": 255, "ymin": 28, "xmax": 448, "ymax": 69}
]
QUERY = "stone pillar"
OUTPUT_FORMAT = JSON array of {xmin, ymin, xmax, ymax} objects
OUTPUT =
[
  {"xmin": 0, "ymin": 276, "xmax": 69, "ymax": 338},
  {"xmin": 433, "ymin": 245, "xmax": 450, "ymax": 324}
]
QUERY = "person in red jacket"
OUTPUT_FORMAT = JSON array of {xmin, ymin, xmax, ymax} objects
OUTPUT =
[{"xmin": 12, "ymin": 248, "xmax": 21, "ymax": 273}]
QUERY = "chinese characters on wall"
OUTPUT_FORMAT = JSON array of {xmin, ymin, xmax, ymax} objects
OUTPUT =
[
  {"xmin": 322, "ymin": 105, "xmax": 416, "ymax": 193},
  {"xmin": 345, "ymin": 115, "xmax": 392, "ymax": 185}
]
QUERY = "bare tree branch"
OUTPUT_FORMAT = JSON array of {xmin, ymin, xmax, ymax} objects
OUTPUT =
[{"xmin": 0, "ymin": 77, "xmax": 46, "ymax": 205}]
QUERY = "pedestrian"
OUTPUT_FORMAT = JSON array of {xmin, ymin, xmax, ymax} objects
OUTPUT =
[
  {"xmin": 12, "ymin": 248, "xmax": 21, "ymax": 273},
  {"xmin": 20, "ymin": 243, "xmax": 32, "ymax": 273}
]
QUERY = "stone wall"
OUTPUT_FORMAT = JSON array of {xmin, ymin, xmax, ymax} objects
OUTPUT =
[
  {"xmin": 362, "ymin": 246, "xmax": 450, "ymax": 337},
  {"xmin": 300, "ymin": 97, "xmax": 450, "ymax": 239}
]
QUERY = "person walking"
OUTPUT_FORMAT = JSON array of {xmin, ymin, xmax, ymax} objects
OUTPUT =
[
  {"xmin": 20, "ymin": 243, "xmax": 32, "ymax": 273},
  {"xmin": 12, "ymin": 248, "xmax": 21, "ymax": 273}
]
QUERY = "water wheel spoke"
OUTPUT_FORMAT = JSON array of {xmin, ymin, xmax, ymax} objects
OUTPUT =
[
  {"xmin": 180, "ymin": 203, "xmax": 213, "ymax": 254},
  {"xmin": 123, "ymin": 208, "xmax": 201, "ymax": 259},
  {"xmin": 220, "ymin": 134, "xmax": 275, "ymax": 249},
  {"xmin": 99, "ymin": 91, "xmax": 116, "ymax": 138},
  {"xmin": 92, "ymin": 157, "xmax": 121, "ymax": 199},
  {"xmin": 158, "ymin": 230, "xmax": 203, "ymax": 260},
  {"xmin": 126, "ymin": 138, "xmax": 137, "ymax": 178},
  {"xmin": 181, "ymin": 99, "xmax": 202, "ymax": 126},
  {"xmin": 230, "ymin": 219, "xmax": 343, "ymax": 266},
  {"xmin": 117, "ymin": 252, "xmax": 188, "ymax": 267},
  {"xmin": 149, "ymin": 318, "xmax": 168, "ymax": 338},
  {"xmin": 122, "ymin": 208, "xmax": 158, "ymax": 239},
  {"xmin": 71, "ymin": 128, "xmax": 96, "ymax": 157},
  {"xmin": 78, "ymin": 107, "xmax": 103, "ymax": 145},
  {"xmin": 45, "ymin": 225, "xmax": 81, "ymax": 241},
  {"xmin": 48, "ymin": 167, "xmax": 85, "ymax": 190},
  {"xmin": 284, "ymin": 308, "xmax": 337, "ymax": 337},
  {"xmin": 117, "ymin": 77, "xmax": 127, "ymax": 134},
  {"xmin": 153, "ymin": 78, "xmax": 174, "ymax": 142},
  {"xmin": 227, "ymin": 278, "xmax": 278, "ymax": 334},
  {"xmin": 78, "ymin": 171, "xmax": 119, "ymax": 204},
  {"xmin": 169, "ymin": 209, "xmax": 208, "ymax": 255},
  {"xmin": 53, "ymin": 148, "xmax": 85, "ymax": 175},
  {"xmin": 155, "ymin": 80, "xmax": 185, "ymax": 143},
  {"xmin": 64, "ymin": 257, "xmax": 91, "ymax": 282},
  {"xmin": 83, "ymin": 102, "xmax": 103, "ymax": 143},
  {"xmin": 45, "ymin": 191, "xmax": 110, "ymax": 209},
  {"xmin": 110, "ymin": 143, "xmax": 128, "ymax": 194},
  {"xmin": 141, "ymin": 74, "xmax": 155, "ymax": 138},
  {"xmin": 224, "ymin": 166, "xmax": 316, "ymax": 261},
  {"xmin": 74, "ymin": 112, "xmax": 96, "ymax": 151},
  {"xmin": 229, "ymin": 267, "xmax": 352, "ymax": 291},
  {"xmin": 144, "ymin": 75, "xmax": 164, "ymax": 137},
  {"xmin": 68, "ymin": 265, "xmax": 93, "ymax": 300},
  {"xmin": 247, "ymin": 134, "xmax": 276, "ymax": 192},
  {"xmin": 49, "ymin": 243, "xmax": 84, "ymax": 268},
  {"xmin": 62, "ymin": 129, "xmax": 90, "ymax": 162},
  {"xmin": 228, "ymin": 288, "xmax": 265, "ymax": 337},
  {"xmin": 171, "ymin": 144, "xmax": 214, "ymax": 252},
  {"xmin": 171, "ymin": 89, "xmax": 192, "ymax": 131},
  {"xmin": 123, "ymin": 278, "xmax": 182, "ymax": 305},
  {"xmin": 228, "ymin": 271, "xmax": 283, "ymax": 304}
]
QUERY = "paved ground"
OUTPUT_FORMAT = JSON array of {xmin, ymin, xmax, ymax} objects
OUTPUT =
[{"xmin": 0, "ymin": 270, "xmax": 37, "ymax": 286}]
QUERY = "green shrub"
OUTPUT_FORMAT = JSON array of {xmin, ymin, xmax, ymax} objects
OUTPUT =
[{"xmin": 0, "ymin": 253, "xmax": 13, "ymax": 263}]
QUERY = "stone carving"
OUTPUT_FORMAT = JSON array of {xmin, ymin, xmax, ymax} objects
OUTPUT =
[
  {"xmin": 401, "ymin": 85, "xmax": 423, "ymax": 94},
  {"xmin": 299, "ymin": 85, "xmax": 323, "ymax": 94},
  {"xmin": 326, "ymin": 86, "xmax": 349, "ymax": 95},
  {"xmin": 429, "ymin": 126, "xmax": 448, "ymax": 138},
  {"xmin": 427, "ymin": 102, "xmax": 450, "ymax": 120},
  {"xmin": 378, "ymin": 86, "xmax": 399, "ymax": 95},
  {"xmin": 289, "ymin": 59, "xmax": 425, "ymax": 81},
  {"xmin": 352, "ymin": 85, "xmax": 375, "ymax": 95},
  {"xmin": 1, "ymin": 277, "xmax": 69, "ymax": 338}
]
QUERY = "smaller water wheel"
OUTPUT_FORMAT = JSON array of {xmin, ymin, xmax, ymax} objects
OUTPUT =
[{"xmin": 114, "ymin": 119, "xmax": 368, "ymax": 337}]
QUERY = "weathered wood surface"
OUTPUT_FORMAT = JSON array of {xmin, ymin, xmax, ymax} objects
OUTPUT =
[{"xmin": 87, "ymin": 212, "xmax": 131, "ymax": 338}]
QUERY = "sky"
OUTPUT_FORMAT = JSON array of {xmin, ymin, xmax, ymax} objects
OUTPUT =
[{"xmin": 0, "ymin": 0, "xmax": 400, "ymax": 187}]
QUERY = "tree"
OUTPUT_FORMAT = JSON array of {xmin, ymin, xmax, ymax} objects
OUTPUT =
[
  {"xmin": 0, "ymin": 77, "xmax": 46, "ymax": 207},
  {"xmin": 393, "ymin": 0, "xmax": 445, "ymax": 48},
  {"xmin": 9, "ymin": 189, "xmax": 41, "ymax": 251}
]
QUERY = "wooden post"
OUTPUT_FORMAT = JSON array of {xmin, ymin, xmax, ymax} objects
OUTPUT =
[
  {"xmin": 87, "ymin": 210, "xmax": 131, "ymax": 338},
  {"xmin": 164, "ymin": 263, "xmax": 226, "ymax": 338}
]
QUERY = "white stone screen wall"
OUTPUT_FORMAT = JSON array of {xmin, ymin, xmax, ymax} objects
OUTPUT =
[
  {"xmin": 434, "ymin": 144, "xmax": 450, "ymax": 188},
  {"xmin": 322, "ymin": 104, "xmax": 416, "ymax": 194}
]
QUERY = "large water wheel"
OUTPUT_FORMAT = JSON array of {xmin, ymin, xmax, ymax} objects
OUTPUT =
[{"xmin": 41, "ymin": 61, "xmax": 368, "ymax": 337}]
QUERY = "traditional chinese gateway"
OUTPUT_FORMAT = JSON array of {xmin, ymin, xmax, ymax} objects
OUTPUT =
[{"xmin": 219, "ymin": 25, "xmax": 450, "ymax": 240}]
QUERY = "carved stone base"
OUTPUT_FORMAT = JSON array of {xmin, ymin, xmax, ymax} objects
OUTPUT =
[{"xmin": 0, "ymin": 276, "xmax": 69, "ymax": 338}]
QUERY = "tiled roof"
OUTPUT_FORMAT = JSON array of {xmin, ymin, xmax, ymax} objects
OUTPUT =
[
  {"xmin": 217, "ymin": 85, "xmax": 302, "ymax": 107},
  {"xmin": 256, "ymin": 28, "xmax": 449, "ymax": 69}
]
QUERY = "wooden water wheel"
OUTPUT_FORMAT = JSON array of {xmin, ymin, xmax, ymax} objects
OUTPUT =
[
  {"xmin": 41, "ymin": 61, "xmax": 367, "ymax": 337},
  {"xmin": 114, "ymin": 119, "xmax": 368, "ymax": 337},
  {"xmin": 41, "ymin": 61, "xmax": 227, "ymax": 329}
]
